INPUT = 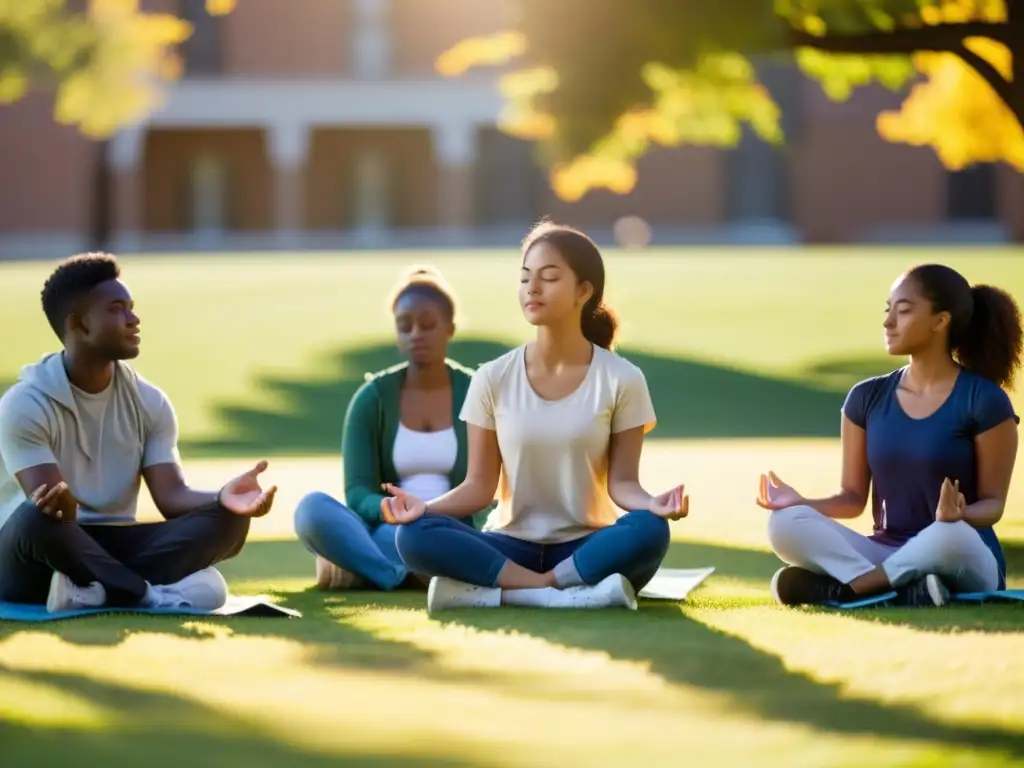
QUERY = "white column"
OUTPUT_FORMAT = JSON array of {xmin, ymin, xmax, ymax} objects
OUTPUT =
[
  {"xmin": 109, "ymin": 126, "xmax": 145, "ymax": 252},
  {"xmin": 432, "ymin": 120, "xmax": 477, "ymax": 233},
  {"xmin": 352, "ymin": 0, "xmax": 392, "ymax": 80},
  {"xmin": 268, "ymin": 122, "xmax": 310, "ymax": 248},
  {"xmin": 352, "ymin": 147, "xmax": 392, "ymax": 245}
]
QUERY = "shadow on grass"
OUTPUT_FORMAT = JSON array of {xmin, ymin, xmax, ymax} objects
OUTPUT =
[
  {"xmin": 217, "ymin": 538, "xmax": 786, "ymax": 587},
  {"xmin": 802, "ymin": 355, "xmax": 897, "ymax": 391},
  {"xmin": 2, "ymin": 537, "xmax": 1022, "ymax": 759},
  {"xmin": 180, "ymin": 340, "xmax": 896, "ymax": 457},
  {"xmin": 660, "ymin": 539, "xmax": 783, "ymax": 584},
  {"xmin": 433, "ymin": 603, "xmax": 1024, "ymax": 759},
  {"xmin": 0, "ymin": 539, "xmax": 436, "ymax": 674},
  {"xmin": 0, "ymin": 666, "xmax": 485, "ymax": 768}
]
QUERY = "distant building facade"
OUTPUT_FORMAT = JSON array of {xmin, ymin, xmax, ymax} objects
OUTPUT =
[{"xmin": 1, "ymin": 0, "xmax": 1021, "ymax": 259}]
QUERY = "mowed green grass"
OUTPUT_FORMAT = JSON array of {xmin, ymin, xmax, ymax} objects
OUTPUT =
[
  {"xmin": 1, "ymin": 248, "xmax": 1024, "ymax": 767},
  {"xmin": 2, "ymin": 246, "xmax": 1024, "ymax": 449}
]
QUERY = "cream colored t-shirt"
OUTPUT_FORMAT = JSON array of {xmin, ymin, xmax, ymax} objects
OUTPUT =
[{"xmin": 461, "ymin": 345, "xmax": 656, "ymax": 544}]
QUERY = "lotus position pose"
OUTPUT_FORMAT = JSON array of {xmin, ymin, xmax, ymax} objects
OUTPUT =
[
  {"xmin": 384, "ymin": 222, "xmax": 687, "ymax": 614},
  {"xmin": 294, "ymin": 267, "xmax": 489, "ymax": 591},
  {"xmin": 0, "ymin": 253, "xmax": 276, "ymax": 613},
  {"xmin": 760, "ymin": 263, "xmax": 1021, "ymax": 607}
]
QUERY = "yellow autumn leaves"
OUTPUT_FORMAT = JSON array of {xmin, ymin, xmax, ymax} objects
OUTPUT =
[
  {"xmin": 548, "ymin": 58, "xmax": 784, "ymax": 202},
  {"xmin": 436, "ymin": 34, "xmax": 788, "ymax": 202},
  {"xmin": 877, "ymin": 0, "xmax": 1024, "ymax": 170},
  {"xmin": 1, "ymin": 0, "xmax": 235, "ymax": 137},
  {"xmin": 435, "ymin": 0, "xmax": 1023, "ymax": 200}
]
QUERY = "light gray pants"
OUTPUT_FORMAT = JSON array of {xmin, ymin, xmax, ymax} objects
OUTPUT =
[{"xmin": 767, "ymin": 505, "xmax": 1000, "ymax": 593}]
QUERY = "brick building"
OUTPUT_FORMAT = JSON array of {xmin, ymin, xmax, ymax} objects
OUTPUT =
[{"xmin": 1, "ymin": 0, "xmax": 1022, "ymax": 259}]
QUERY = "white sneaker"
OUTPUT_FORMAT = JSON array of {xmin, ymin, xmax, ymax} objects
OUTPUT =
[
  {"xmin": 46, "ymin": 572, "xmax": 106, "ymax": 613},
  {"xmin": 147, "ymin": 567, "xmax": 229, "ymax": 611},
  {"xmin": 502, "ymin": 574, "xmax": 639, "ymax": 610},
  {"xmin": 315, "ymin": 556, "xmax": 365, "ymax": 590},
  {"xmin": 426, "ymin": 577, "xmax": 501, "ymax": 614}
]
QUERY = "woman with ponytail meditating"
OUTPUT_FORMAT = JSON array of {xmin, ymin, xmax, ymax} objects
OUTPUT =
[
  {"xmin": 760, "ymin": 264, "xmax": 1021, "ymax": 607},
  {"xmin": 384, "ymin": 222, "xmax": 688, "ymax": 614}
]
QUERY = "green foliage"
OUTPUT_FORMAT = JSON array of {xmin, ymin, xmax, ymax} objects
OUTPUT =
[
  {"xmin": 440, "ymin": 0, "xmax": 1016, "ymax": 198},
  {"xmin": 0, "ymin": 0, "xmax": 231, "ymax": 138},
  {"xmin": 0, "ymin": 0, "xmax": 96, "ymax": 104},
  {"xmin": 795, "ymin": 48, "xmax": 916, "ymax": 100}
]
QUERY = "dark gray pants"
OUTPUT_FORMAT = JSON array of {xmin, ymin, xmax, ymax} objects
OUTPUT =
[{"xmin": 0, "ymin": 501, "xmax": 250, "ymax": 606}]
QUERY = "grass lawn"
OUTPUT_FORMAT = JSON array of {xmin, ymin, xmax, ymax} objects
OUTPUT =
[
  {"xmin": 2, "ymin": 246, "xmax": 1024, "ymax": 453},
  {"xmin": 1, "ymin": 248, "xmax": 1023, "ymax": 766}
]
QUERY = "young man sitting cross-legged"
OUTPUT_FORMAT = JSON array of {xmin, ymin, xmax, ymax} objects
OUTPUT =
[{"xmin": 0, "ymin": 253, "xmax": 277, "ymax": 613}]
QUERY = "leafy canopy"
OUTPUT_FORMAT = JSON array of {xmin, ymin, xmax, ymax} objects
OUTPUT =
[
  {"xmin": 0, "ymin": 0, "xmax": 235, "ymax": 138},
  {"xmin": 437, "ymin": 0, "xmax": 1023, "ymax": 200},
  {"xmin": 2, "ymin": 0, "xmax": 1020, "ymax": 201}
]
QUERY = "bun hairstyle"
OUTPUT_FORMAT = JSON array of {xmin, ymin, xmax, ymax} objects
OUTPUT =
[
  {"xmin": 389, "ymin": 265, "xmax": 457, "ymax": 322},
  {"xmin": 521, "ymin": 220, "xmax": 619, "ymax": 350},
  {"xmin": 907, "ymin": 263, "xmax": 1023, "ymax": 389}
]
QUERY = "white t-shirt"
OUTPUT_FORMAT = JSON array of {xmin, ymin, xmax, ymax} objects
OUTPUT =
[
  {"xmin": 461, "ymin": 344, "xmax": 656, "ymax": 544},
  {"xmin": 392, "ymin": 423, "xmax": 457, "ymax": 502}
]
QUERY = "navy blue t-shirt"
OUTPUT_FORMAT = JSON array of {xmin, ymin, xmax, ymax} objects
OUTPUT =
[{"xmin": 842, "ymin": 367, "xmax": 1018, "ymax": 589}]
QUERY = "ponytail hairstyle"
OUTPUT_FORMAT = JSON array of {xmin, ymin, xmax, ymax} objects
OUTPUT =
[
  {"xmin": 521, "ymin": 221, "xmax": 619, "ymax": 350},
  {"xmin": 907, "ymin": 263, "xmax": 1023, "ymax": 389},
  {"xmin": 388, "ymin": 265, "xmax": 457, "ymax": 323}
]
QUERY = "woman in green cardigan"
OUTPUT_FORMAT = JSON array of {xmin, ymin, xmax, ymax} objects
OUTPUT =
[{"xmin": 294, "ymin": 267, "xmax": 489, "ymax": 590}]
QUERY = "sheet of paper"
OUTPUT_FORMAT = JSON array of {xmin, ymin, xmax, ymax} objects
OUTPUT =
[{"xmin": 638, "ymin": 567, "xmax": 716, "ymax": 601}]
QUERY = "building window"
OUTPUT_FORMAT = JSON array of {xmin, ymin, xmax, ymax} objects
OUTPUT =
[
  {"xmin": 187, "ymin": 152, "xmax": 230, "ymax": 232},
  {"xmin": 350, "ymin": 149, "xmax": 393, "ymax": 229},
  {"xmin": 473, "ymin": 128, "xmax": 545, "ymax": 227},
  {"xmin": 179, "ymin": 0, "xmax": 223, "ymax": 76},
  {"xmin": 724, "ymin": 59, "xmax": 799, "ymax": 224},
  {"xmin": 725, "ymin": 129, "xmax": 791, "ymax": 223},
  {"xmin": 947, "ymin": 165, "xmax": 997, "ymax": 221}
]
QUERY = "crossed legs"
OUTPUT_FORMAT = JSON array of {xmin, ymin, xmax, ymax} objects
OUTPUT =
[
  {"xmin": 766, "ymin": 505, "xmax": 1000, "ymax": 605},
  {"xmin": 0, "ymin": 500, "xmax": 250, "ymax": 608}
]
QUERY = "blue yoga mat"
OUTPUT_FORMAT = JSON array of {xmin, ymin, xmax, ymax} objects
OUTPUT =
[
  {"xmin": 0, "ymin": 595, "xmax": 301, "ymax": 622},
  {"xmin": 827, "ymin": 589, "xmax": 1024, "ymax": 609},
  {"xmin": 951, "ymin": 589, "xmax": 1024, "ymax": 604}
]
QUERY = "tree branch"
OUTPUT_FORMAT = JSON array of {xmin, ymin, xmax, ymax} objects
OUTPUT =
[
  {"xmin": 791, "ymin": 22, "xmax": 1008, "ymax": 55},
  {"xmin": 954, "ymin": 43, "xmax": 1024, "ymax": 124}
]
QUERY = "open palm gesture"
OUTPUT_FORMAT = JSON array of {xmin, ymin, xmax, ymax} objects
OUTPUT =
[
  {"xmin": 649, "ymin": 484, "xmax": 689, "ymax": 520},
  {"xmin": 219, "ymin": 460, "xmax": 277, "ymax": 517},
  {"xmin": 756, "ymin": 471, "xmax": 804, "ymax": 511},
  {"xmin": 380, "ymin": 483, "xmax": 427, "ymax": 525}
]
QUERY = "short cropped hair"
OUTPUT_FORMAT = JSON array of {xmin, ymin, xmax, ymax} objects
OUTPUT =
[{"xmin": 40, "ymin": 252, "xmax": 121, "ymax": 340}]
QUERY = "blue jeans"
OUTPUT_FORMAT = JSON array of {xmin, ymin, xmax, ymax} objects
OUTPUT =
[
  {"xmin": 293, "ymin": 491, "xmax": 407, "ymax": 591},
  {"xmin": 396, "ymin": 510, "xmax": 670, "ymax": 591}
]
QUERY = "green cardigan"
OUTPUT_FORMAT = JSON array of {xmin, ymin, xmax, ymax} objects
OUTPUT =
[{"xmin": 341, "ymin": 359, "xmax": 491, "ymax": 529}]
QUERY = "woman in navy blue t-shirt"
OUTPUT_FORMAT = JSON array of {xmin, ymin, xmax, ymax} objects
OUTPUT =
[{"xmin": 759, "ymin": 263, "xmax": 1021, "ymax": 606}]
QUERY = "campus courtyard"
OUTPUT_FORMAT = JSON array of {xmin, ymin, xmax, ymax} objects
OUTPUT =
[{"xmin": 1, "ymin": 247, "xmax": 1022, "ymax": 766}]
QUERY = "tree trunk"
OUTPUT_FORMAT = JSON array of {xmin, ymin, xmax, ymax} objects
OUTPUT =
[
  {"xmin": 1010, "ymin": 3, "xmax": 1024, "ymax": 244},
  {"xmin": 1008, "ymin": 1, "xmax": 1024, "ymax": 120},
  {"xmin": 88, "ymin": 139, "xmax": 111, "ymax": 252}
]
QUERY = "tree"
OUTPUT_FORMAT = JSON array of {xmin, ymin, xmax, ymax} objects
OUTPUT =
[
  {"xmin": 1, "ymin": 0, "xmax": 235, "ymax": 138},
  {"xmin": 436, "ymin": 0, "xmax": 1024, "ymax": 201},
  {"xmin": 0, "ymin": 0, "xmax": 235, "ymax": 248}
]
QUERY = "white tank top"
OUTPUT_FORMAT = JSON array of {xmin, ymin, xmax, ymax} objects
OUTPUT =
[{"xmin": 392, "ymin": 423, "xmax": 457, "ymax": 502}]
